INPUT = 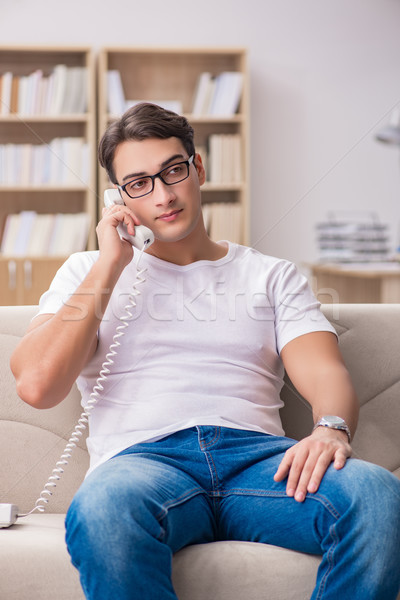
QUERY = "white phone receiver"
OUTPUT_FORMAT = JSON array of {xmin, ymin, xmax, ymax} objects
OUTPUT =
[{"xmin": 104, "ymin": 189, "xmax": 154, "ymax": 250}]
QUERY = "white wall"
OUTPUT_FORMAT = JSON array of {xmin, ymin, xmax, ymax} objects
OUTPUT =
[{"xmin": 1, "ymin": 0, "xmax": 400, "ymax": 263}]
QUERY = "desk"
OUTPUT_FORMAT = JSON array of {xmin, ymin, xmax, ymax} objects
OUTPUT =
[{"xmin": 307, "ymin": 263, "xmax": 400, "ymax": 303}]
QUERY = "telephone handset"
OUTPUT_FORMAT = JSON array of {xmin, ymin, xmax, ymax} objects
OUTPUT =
[
  {"xmin": 104, "ymin": 189, "xmax": 154, "ymax": 250},
  {"xmin": 0, "ymin": 192, "xmax": 154, "ymax": 528}
]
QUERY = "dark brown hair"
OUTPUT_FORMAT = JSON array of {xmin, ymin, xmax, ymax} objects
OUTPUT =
[{"xmin": 98, "ymin": 102, "xmax": 195, "ymax": 184}]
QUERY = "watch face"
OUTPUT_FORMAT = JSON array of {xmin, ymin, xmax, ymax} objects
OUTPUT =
[
  {"xmin": 323, "ymin": 416, "xmax": 345, "ymax": 426},
  {"xmin": 314, "ymin": 416, "xmax": 351, "ymax": 442}
]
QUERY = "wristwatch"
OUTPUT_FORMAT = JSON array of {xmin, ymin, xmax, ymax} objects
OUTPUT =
[{"xmin": 312, "ymin": 415, "xmax": 351, "ymax": 442}]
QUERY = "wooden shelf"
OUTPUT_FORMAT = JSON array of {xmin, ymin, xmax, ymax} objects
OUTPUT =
[
  {"xmin": 0, "ymin": 185, "xmax": 88, "ymax": 192},
  {"xmin": 201, "ymin": 182, "xmax": 244, "ymax": 192},
  {"xmin": 0, "ymin": 46, "xmax": 96, "ymax": 305},
  {"xmin": 0, "ymin": 114, "xmax": 90, "ymax": 122}
]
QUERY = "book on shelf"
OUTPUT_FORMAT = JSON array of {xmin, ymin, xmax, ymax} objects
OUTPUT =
[
  {"xmin": 47, "ymin": 213, "xmax": 91, "ymax": 256},
  {"xmin": 0, "ymin": 213, "xmax": 21, "ymax": 255},
  {"xmin": 62, "ymin": 66, "xmax": 88, "ymax": 114},
  {"xmin": 202, "ymin": 202, "xmax": 242, "ymax": 244},
  {"xmin": 209, "ymin": 72, "xmax": 243, "ymax": 116},
  {"xmin": 0, "ymin": 71, "xmax": 13, "ymax": 115},
  {"xmin": 107, "ymin": 70, "xmax": 126, "ymax": 116},
  {"xmin": 207, "ymin": 134, "xmax": 242, "ymax": 184},
  {"xmin": 0, "ymin": 65, "xmax": 88, "ymax": 116},
  {"xmin": 0, "ymin": 138, "xmax": 89, "ymax": 187},
  {"xmin": 191, "ymin": 72, "xmax": 214, "ymax": 115},
  {"xmin": 13, "ymin": 211, "xmax": 36, "ymax": 256},
  {"xmin": 26, "ymin": 214, "xmax": 57, "ymax": 256},
  {"xmin": 191, "ymin": 71, "xmax": 243, "ymax": 117},
  {"xmin": 196, "ymin": 145, "xmax": 209, "ymax": 177},
  {"xmin": 0, "ymin": 211, "xmax": 91, "ymax": 257}
]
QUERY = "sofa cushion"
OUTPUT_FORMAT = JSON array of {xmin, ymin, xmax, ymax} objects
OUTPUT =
[
  {"xmin": 2, "ymin": 514, "xmax": 319, "ymax": 600},
  {"xmin": 1, "ymin": 514, "xmax": 84, "ymax": 600},
  {"xmin": 173, "ymin": 540, "xmax": 319, "ymax": 600}
]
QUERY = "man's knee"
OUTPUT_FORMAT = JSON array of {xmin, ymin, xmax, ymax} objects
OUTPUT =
[
  {"xmin": 341, "ymin": 459, "xmax": 400, "ymax": 503},
  {"xmin": 323, "ymin": 459, "xmax": 400, "ymax": 539},
  {"xmin": 67, "ymin": 463, "xmax": 168, "ymax": 550}
]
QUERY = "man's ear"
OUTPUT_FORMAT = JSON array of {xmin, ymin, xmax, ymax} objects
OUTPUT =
[{"xmin": 194, "ymin": 153, "xmax": 206, "ymax": 185}]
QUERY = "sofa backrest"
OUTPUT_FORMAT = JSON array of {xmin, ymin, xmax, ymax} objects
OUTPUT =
[{"xmin": 1, "ymin": 304, "xmax": 399, "ymax": 515}]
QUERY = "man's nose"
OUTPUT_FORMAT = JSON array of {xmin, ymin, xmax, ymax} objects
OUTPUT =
[{"xmin": 153, "ymin": 176, "xmax": 176, "ymax": 205}]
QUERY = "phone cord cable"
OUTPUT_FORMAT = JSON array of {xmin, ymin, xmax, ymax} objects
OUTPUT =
[{"xmin": 18, "ymin": 244, "xmax": 150, "ymax": 519}]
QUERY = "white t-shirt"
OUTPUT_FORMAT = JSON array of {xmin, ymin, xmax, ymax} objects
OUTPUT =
[{"xmin": 37, "ymin": 242, "xmax": 336, "ymax": 473}]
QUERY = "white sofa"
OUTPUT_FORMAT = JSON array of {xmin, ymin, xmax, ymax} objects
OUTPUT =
[{"xmin": 1, "ymin": 304, "xmax": 399, "ymax": 600}]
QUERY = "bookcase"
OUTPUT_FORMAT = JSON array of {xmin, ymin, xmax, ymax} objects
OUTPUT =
[
  {"xmin": 97, "ymin": 47, "xmax": 249, "ymax": 245},
  {"xmin": 0, "ymin": 46, "xmax": 250, "ymax": 306},
  {"xmin": 0, "ymin": 46, "xmax": 96, "ymax": 305}
]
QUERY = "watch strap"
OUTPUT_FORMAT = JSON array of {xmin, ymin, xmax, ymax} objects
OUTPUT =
[{"xmin": 313, "ymin": 416, "xmax": 351, "ymax": 443}]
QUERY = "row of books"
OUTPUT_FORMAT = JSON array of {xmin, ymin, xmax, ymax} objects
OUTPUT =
[
  {"xmin": 0, "ymin": 65, "xmax": 88, "ymax": 116},
  {"xmin": 106, "ymin": 69, "xmax": 243, "ymax": 118},
  {"xmin": 191, "ymin": 71, "xmax": 243, "ymax": 117},
  {"xmin": 316, "ymin": 217, "xmax": 390, "ymax": 262},
  {"xmin": 0, "ymin": 136, "xmax": 240, "ymax": 188},
  {"xmin": 206, "ymin": 134, "xmax": 242, "ymax": 184},
  {"xmin": 0, "ymin": 138, "xmax": 89, "ymax": 187},
  {"xmin": 0, "ymin": 211, "xmax": 91, "ymax": 257},
  {"xmin": 202, "ymin": 202, "xmax": 242, "ymax": 244}
]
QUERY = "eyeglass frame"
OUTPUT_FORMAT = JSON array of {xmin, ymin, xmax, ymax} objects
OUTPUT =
[{"xmin": 117, "ymin": 155, "xmax": 195, "ymax": 199}]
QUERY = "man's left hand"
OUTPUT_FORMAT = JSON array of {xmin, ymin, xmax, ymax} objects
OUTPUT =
[{"xmin": 273, "ymin": 427, "xmax": 352, "ymax": 502}]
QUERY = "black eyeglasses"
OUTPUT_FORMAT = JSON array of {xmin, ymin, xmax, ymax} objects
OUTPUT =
[{"xmin": 118, "ymin": 155, "xmax": 194, "ymax": 199}]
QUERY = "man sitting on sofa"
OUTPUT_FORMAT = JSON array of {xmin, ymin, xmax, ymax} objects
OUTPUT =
[{"xmin": 11, "ymin": 103, "xmax": 400, "ymax": 600}]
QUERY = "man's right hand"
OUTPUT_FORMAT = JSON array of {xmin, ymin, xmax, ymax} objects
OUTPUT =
[{"xmin": 96, "ymin": 203, "xmax": 141, "ymax": 269}]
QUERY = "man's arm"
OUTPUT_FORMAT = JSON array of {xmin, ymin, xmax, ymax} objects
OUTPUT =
[
  {"xmin": 10, "ymin": 203, "xmax": 140, "ymax": 410},
  {"xmin": 274, "ymin": 331, "xmax": 359, "ymax": 502}
]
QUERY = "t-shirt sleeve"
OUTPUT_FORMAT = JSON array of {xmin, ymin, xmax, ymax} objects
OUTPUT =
[
  {"xmin": 269, "ymin": 260, "xmax": 337, "ymax": 354},
  {"xmin": 36, "ymin": 251, "xmax": 98, "ymax": 318}
]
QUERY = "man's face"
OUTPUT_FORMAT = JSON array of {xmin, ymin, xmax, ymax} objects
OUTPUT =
[{"xmin": 113, "ymin": 137, "xmax": 205, "ymax": 244}]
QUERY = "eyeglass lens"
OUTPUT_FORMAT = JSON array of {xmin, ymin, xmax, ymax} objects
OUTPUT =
[{"xmin": 125, "ymin": 161, "xmax": 190, "ymax": 199}]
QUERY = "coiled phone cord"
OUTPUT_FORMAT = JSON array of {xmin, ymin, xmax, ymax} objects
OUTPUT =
[{"xmin": 18, "ymin": 245, "xmax": 149, "ymax": 518}]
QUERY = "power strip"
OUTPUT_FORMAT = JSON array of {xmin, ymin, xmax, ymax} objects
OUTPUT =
[{"xmin": 0, "ymin": 503, "xmax": 19, "ymax": 528}]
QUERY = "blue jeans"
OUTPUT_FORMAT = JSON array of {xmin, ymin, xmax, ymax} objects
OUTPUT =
[{"xmin": 65, "ymin": 426, "xmax": 400, "ymax": 599}]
